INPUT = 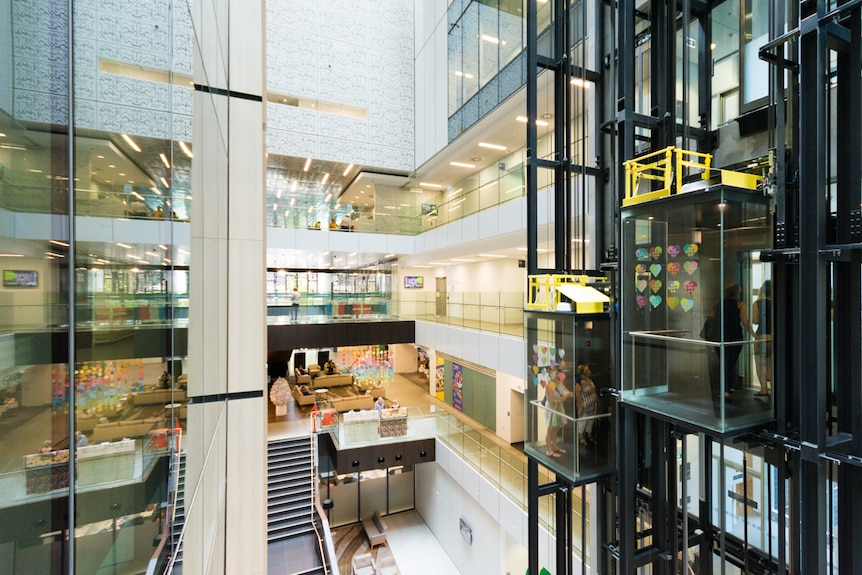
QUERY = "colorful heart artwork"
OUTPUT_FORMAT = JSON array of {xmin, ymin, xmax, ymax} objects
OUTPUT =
[
  {"xmin": 649, "ymin": 295, "xmax": 662, "ymax": 308},
  {"xmin": 667, "ymin": 280, "xmax": 681, "ymax": 293},
  {"xmin": 667, "ymin": 296, "xmax": 680, "ymax": 309},
  {"xmin": 635, "ymin": 264, "xmax": 647, "ymax": 274},
  {"xmin": 684, "ymin": 243, "xmax": 699, "ymax": 257},
  {"xmin": 667, "ymin": 245, "xmax": 680, "ymax": 258},
  {"xmin": 684, "ymin": 261, "xmax": 699, "ymax": 275},
  {"xmin": 636, "ymin": 248, "xmax": 649, "ymax": 261},
  {"xmin": 650, "ymin": 264, "xmax": 662, "ymax": 277},
  {"xmin": 667, "ymin": 263, "xmax": 680, "ymax": 275},
  {"xmin": 636, "ymin": 295, "xmax": 647, "ymax": 308},
  {"xmin": 680, "ymin": 298, "xmax": 695, "ymax": 312},
  {"xmin": 558, "ymin": 349, "xmax": 565, "ymax": 358},
  {"xmin": 636, "ymin": 279, "xmax": 648, "ymax": 292},
  {"xmin": 650, "ymin": 246, "xmax": 663, "ymax": 260},
  {"xmin": 684, "ymin": 280, "xmax": 698, "ymax": 293},
  {"xmin": 649, "ymin": 279, "xmax": 663, "ymax": 293}
]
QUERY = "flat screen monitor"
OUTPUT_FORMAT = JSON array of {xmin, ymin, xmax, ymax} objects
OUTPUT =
[
  {"xmin": 404, "ymin": 276, "xmax": 424, "ymax": 288},
  {"xmin": 3, "ymin": 270, "xmax": 38, "ymax": 287}
]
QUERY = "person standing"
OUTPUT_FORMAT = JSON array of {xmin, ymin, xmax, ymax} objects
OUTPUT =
[
  {"xmin": 288, "ymin": 287, "xmax": 299, "ymax": 320},
  {"xmin": 752, "ymin": 280, "xmax": 772, "ymax": 396},
  {"xmin": 721, "ymin": 282, "xmax": 755, "ymax": 398},
  {"xmin": 575, "ymin": 363, "xmax": 598, "ymax": 445}
]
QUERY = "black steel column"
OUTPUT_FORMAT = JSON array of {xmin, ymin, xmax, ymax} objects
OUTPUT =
[
  {"xmin": 529, "ymin": 459, "xmax": 539, "ymax": 575},
  {"xmin": 526, "ymin": 0, "xmax": 539, "ymax": 276},
  {"xmin": 796, "ymin": 2, "xmax": 829, "ymax": 573}
]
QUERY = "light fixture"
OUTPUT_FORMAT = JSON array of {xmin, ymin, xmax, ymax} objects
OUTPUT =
[
  {"xmin": 151, "ymin": 187, "xmax": 162, "ymax": 196},
  {"xmin": 117, "ymin": 242, "xmax": 133, "ymax": 249},
  {"xmin": 0, "ymin": 253, "xmax": 24, "ymax": 257},
  {"xmin": 291, "ymin": 181, "xmax": 298, "ymax": 191},
  {"xmin": 308, "ymin": 206, "xmax": 314, "ymax": 213},
  {"xmin": 303, "ymin": 158, "xmax": 312, "ymax": 172},
  {"xmin": 290, "ymin": 197, "xmax": 296, "ymax": 206},
  {"xmin": 343, "ymin": 163, "xmax": 354, "ymax": 176},
  {"xmin": 178, "ymin": 248, "xmax": 190, "ymax": 255},
  {"xmin": 570, "ymin": 77, "xmax": 590, "ymax": 88},
  {"xmin": 284, "ymin": 210, "xmax": 290, "ymax": 217},
  {"xmin": 159, "ymin": 153, "xmax": 171, "ymax": 168},
  {"xmin": 121, "ymin": 133, "xmax": 142, "ymax": 152},
  {"xmin": 0, "ymin": 133, "xmax": 5, "ymax": 137},
  {"xmin": 451, "ymin": 258, "xmax": 476, "ymax": 262},
  {"xmin": 160, "ymin": 176, "xmax": 170, "ymax": 188},
  {"xmin": 273, "ymin": 203, "xmax": 278, "ymax": 211},
  {"xmin": 348, "ymin": 252, "xmax": 357, "ymax": 256},
  {"xmin": 96, "ymin": 155, "xmax": 105, "ymax": 159},
  {"xmin": 324, "ymin": 193, "xmax": 332, "ymax": 202},
  {"xmin": 108, "ymin": 164, "xmax": 116, "ymax": 168},
  {"xmin": 179, "ymin": 141, "xmax": 193, "ymax": 158},
  {"xmin": 159, "ymin": 244, "xmax": 168, "ymax": 250},
  {"xmin": 515, "ymin": 116, "xmax": 549, "ymax": 127},
  {"xmin": 478, "ymin": 142, "xmax": 506, "ymax": 151},
  {"xmin": 480, "ymin": 34, "xmax": 500, "ymax": 44},
  {"xmin": 50, "ymin": 240, "xmax": 70, "ymax": 247},
  {"xmin": 449, "ymin": 161, "xmax": 476, "ymax": 168},
  {"xmin": 118, "ymin": 172, "xmax": 126, "ymax": 176},
  {"xmin": 478, "ymin": 253, "xmax": 506, "ymax": 258},
  {"xmin": 428, "ymin": 262, "xmax": 448, "ymax": 266},
  {"xmin": 321, "ymin": 173, "xmax": 329, "ymax": 184},
  {"xmin": 0, "ymin": 143, "xmax": 27, "ymax": 150},
  {"xmin": 419, "ymin": 182, "xmax": 442, "ymax": 189},
  {"xmin": 132, "ymin": 192, "xmax": 145, "ymax": 200},
  {"xmin": 28, "ymin": 169, "xmax": 43, "ymax": 173},
  {"xmin": 385, "ymin": 253, "xmax": 394, "ymax": 258}
]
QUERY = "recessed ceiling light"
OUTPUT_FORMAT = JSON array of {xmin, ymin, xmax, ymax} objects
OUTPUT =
[
  {"xmin": 97, "ymin": 155, "xmax": 105, "ymax": 159},
  {"xmin": 385, "ymin": 254, "xmax": 394, "ymax": 258},
  {"xmin": 160, "ymin": 176, "xmax": 170, "ymax": 188},
  {"xmin": 179, "ymin": 141, "xmax": 193, "ymax": 158},
  {"xmin": 28, "ymin": 169, "xmax": 42, "ymax": 173},
  {"xmin": 451, "ymin": 258, "xmax": 476, "ymax": 262},
  {"xmin": 0, "ymin": 133, "xmax": 5, "ymax": 137},
  {"xmin": 479, "ymin": 142, "xmax": 506, "ymax": 151},
  {"xmin": 291, "ymin": 181, "xmax": 298, "ymax": 191},
  {"xmin": 516, "ymin": 116, "xmax": 549, "ymax": 127},
  {"xmin": 471, "ymin": 157, "xmax": 482, "ymax": 162},
  {"xmin": 118, "ymin": 172, "xmax": 126, "ymax": 176},
  {"xmin": 0, "ymin": 253, "xmax": 24, "ymax": 257},
  {"xmin": 478, "ymin": 254, "xmax": 507, "ymax": 258},
  {"xmin": 419, "ymin": 182, "xmax": 442, "ymax": 189},
  {"xmin": 325, "ymin": 193, "xmax": 332, "ymax": 202},
  {"xmin": 50, "ymin": 240, "xmax": 70, "ymax": 247},
  {"xmin": 121, "ymin": 133, "xmax": 141, "ymax": 152},
  {"xmin": 480, "ymin": 34, "xmax": 500, "ymax": 44},
  {"xmin": 159, "ymin": 153, "xmax": 171, "ymax": 168},
  {"xmin": 273, "ymin": 203, "xmax": 278, "ymax": 211},
  {"xmin": 303, "ymin": 158, "xmax": 312, "ymax": 172},
  {"xmin": 542, "ymin": 113, "xmax": 553, "ymax": 119},
  {"xmin": 117, "ymin": 242, "xmax": 133, "ymax": 249},
  {"xmin": 290, "ymin": 198, "xmax": 296, "ymax": 206},
  {"xmin": 159, "ymin": 244, "xmax": 168, "ymax": 250},
  {"xmin": 343, "ymin": 163, "xmax": 354, "ymax": 176},
  {"xmin": 450, "ymin": 161, "xmax": 476, "ymax": 168},
  {"xmin": 108, "ymin": 164, "xmax": 116, "ymax": 168},
  {"xmin": 570, "ymin": 78, "xmax": 590, "ymax": 88},
  {"xmin": 321, "ymin": 173, "xmax": 329, "ymax": 184}
]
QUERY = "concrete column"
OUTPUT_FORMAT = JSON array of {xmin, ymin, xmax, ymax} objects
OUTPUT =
[{"xmin": 185, "ymin": 0, "xmax": 266, "ymax": 573}]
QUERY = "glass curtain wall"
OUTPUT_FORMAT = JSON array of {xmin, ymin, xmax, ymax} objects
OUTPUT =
[{"xmin": 0, "ymin": 0, "xmax": 194, "ymax": 572}]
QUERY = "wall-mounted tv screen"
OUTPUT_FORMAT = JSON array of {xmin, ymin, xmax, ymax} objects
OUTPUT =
[
  {"xmin": 3, "ymin": 270, "xmax": 38, "ymax": 287},
  {"xmin": 404, "ymin": 276, "xmax": 424, "ymax": 288}
]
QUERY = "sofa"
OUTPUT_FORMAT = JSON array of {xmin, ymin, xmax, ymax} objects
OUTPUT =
[
  {"xmin": 375, "ymin": 547, "xmax": 399, "ymax": 575},
  {"xmin": 292, "ymin": 384, "xmax": 317, "ymax": 407},
  {"xmin": 352, "ymin": 552, "xmax": 375, "ymax": 575},
  {"xmin": 361, "ymin": 510, "xmax": 388, "ymax": 547},
  {"xmin": 329, "ymin": 395, "xmax": 374, "ymax": 412},
  {"xmin": 90, "ymin": 417, "xmax": 162, "ymax": 443},
  {"xmin": 311, "ymin": 373, "xmax": 353, "ymax": 388},
  {"xmin": 294, "ymin": 368, "xmax": 312, "ymax": 385},
  {"xmin": 131, "ymin": 388, "xmax": 187, "ymax": 406}
]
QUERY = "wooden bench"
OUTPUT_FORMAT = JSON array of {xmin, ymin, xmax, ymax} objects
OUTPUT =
[{"xmin": 361, "ymin": 510, "xmax": 388, "ymax": 547}]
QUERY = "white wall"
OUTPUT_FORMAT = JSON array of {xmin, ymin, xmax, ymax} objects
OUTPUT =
[
  {"xmin": 413, "ymin": 0, "xmax": 449, "ymax": 166},
  {"xmin": 391, "ymin": 343, "xmax": 418, "ymax": 373},
  {"xmin": 497, "ymin": 371, "xmax": 525, "ymax": 443},
  {"xmin": 266, "ymin": 0, "xmax": 415, "ymax": 172}
]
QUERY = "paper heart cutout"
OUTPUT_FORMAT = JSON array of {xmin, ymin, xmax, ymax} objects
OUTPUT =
[
  {"xmin": 636, "ymin": 248, "xmax": 649, "ymax": 261},
  {"xmin": 650, "ymin": 279, "xmax": 663, "ymax": 293},
  {"xmin": 667, "ymin": 296, "xmax": 680, "ymax": 309},
  {"xmin": 684, "ymin": 280, "xmax": 698, "ymax": 293},
  {"xmin": 541, "ymin": 346, "xmax": 547, "ymax": 354},
  {"xmin": 533, "ymin": 344, "xmax": 538, "ymax": 352},
  {"xmin": 649, "ymin": 295, "xmax": 662, "ymax": 308},
  {"xmin": 650, "ymin": 246, "xmax": 663, "ymax": 260},
  {"xmin": 636, "ymin": 295, "xmax": 647, "ymax": 309},
  {"xmin": 680, "ymin": 298, "xmax": 695, "ymax": 312},
  {"xmin": 667, "ymin": 280, "xmax": 681, "ymax": 293},
  {"xmin": 532, "ymin": 365, "xmax": 539, "ymax": 374},
  {"xmin": 558, "ymin": 349, "xmax": 565, "ymax": 358},
  {"xmin": 667, "ymin": 263, "xmax": 680, "ymax": 275},
  {"xmin": 667, "ymin": 245, "xmax": 680, "ymax": 258},
  {"xmin": 532, "ymin": 375, "xmax": 539, "ymax": 385},
  {"xmin": 635, "ymin": 264, "xmax": 647, "ymax": 274},
  {"xmin": 636, "ymin": 279, "xmax": 648, "ymax": 292},
  {"xmin": 684, "ymin": 261, "xmax": 699, "ymax": 275},
  {"xmin": 550, "ymin": 347, "xmax": 556, "ymax": 358},
  {"xmin": 684, "ymin": 243, "xmax": 699, "ymax": 257},
  {"xmin": 650, "ymin": 264, "xmax": 662, "ymax": 277}
]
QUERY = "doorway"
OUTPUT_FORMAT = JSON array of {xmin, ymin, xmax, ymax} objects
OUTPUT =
[{"xmin": 435, "ymin": 277, "xmax": 447, "ymax": 317}]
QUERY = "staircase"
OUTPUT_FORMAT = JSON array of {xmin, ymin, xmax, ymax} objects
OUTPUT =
[
  {"xmin": 170, "ymin": 452, "xmax": 186, "ymax": 569},
  {"xmin": 267, "ymin": 437, "xmax": 315, "ymax": 542}
]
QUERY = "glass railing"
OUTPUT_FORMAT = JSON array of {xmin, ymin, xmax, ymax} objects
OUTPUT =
[
  {"xmin": 434, "ymin": 411, "xmax": 589, "ymax": 557},
  {"xmin": 0, "ymin": 436, "xmax": 170, "ymax": 508},
  {"xmin": 0, "ymin": 184, "xmax": 189, "ymax": 220},
  {"xmin": 321, "ymin": 405, "xmax": 437, "ymax": 449},
  {"xmin": 398, "ymin": 290, "xmax": 524, "ymax": 337},
  {"xmin": 420, "ymin": 167, "xmax": 525, "ymax": 232}
]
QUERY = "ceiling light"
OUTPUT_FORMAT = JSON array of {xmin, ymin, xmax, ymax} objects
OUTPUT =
[
  {"xmin": 303, "ymin": 158, "xmax": 312, "ymax": 172},
  {"xmin": 464, "ymin": 73, "xmax": 474, "ymax": 79},
  {"xmin": 343, "ymin": 163, "xmax": 354, "ymax": 176},
  {"xmin": 28, "ymin": 169, "xmax": 43, "ymax": 173},
  {"xmin": 121, "ymin": 133, "xmax": 142, "ymax": 152},
  {"xmin": 325, "ymin": 193, "xmax": 332, "ymax": 202},
  {"xmin": 385, "ymin": 254, "xmax": 394, "ymax": 258},
  {"xmin": 570, "ymin": 77, "xmax": 590, "ymax": 88},
  {"xmin": 273, "ymin": 203, "xmax": 278, "ymax": 211},
  {"xmin": 117, "ymin": 242, "xmax": 133, "ymax": 249},
  {"xmin": 97, "ymin": 155, "xmax": 105, "ymax": 159},
  {"xmin": 159, "ymin": 153, "xmax": 171, "ymax": 168},
  {"xmin": 118, "ymin": 172, "xmax": 126, "ymax": 176},
  {"xmin": 276, "ymin": 190, "xmax": 282, "ymax": 199},
  {"xmin": 131, "ymin": 267, "xmax": 140, "ymax": 273},
  {"xmin": 290, "ymin": 197, "xmax": 296, "ymax": 206},
  {"xmin": 0, "ymin": 143, "xmax": 26, "ymax": 150},
  {"xmin": 159, "ymin": 244, "xmax": 168, "ymax": 250},
  {"xmin": 291, "ymin": 181, "xmax": 298, "ymax": 191},
  {"xmin": 349, "ymin": 252, "xmax": 357, "ymax": 256},
  {"xmin": 50, "ymin": 240, "xmax": 70, "ymax": 247},
  {"xmin": 479, "ymin": 142, "xmax": 506, "ymax": 151},
  {"xmin": 481, "ymin": 34, "xmax": 500, "ymax": 44},
  {"xmin": 0, "ymin": 133, "xmax": 5, "ymax": 137},
  {"xmin": 419, "ymin": 182, "xmax": 442, "ymax": 189},
  {"xmin": 428, "ymin": 262, "xmax": 448, "ymax": 266},
  {"xmin": 284, "ymin": 210, "xmax": 290, "ymax": 217},
  {"xmin": 308, "ymin": 206, "xmax": 314, "ymax": 213},
  {"xmin": 516, "ymin": 115, "xmax": 549, "ymax": 127},
  {"xmin": 455, "ymin": 70, "xmax": 463, "ymax": 77},
  {"xmin": 0, "ymin": 253, "xmax": 25, "ymax": 257},
  {"xmin": 321, "ymin": 173, "xmax": 329, "ymax": 184},
  {"xmin": 186, "ymin": 195, "xmax": 193, "ymax": 200},
  {"xmin": 451, "ymin": 258, "xmax": 476, "ymax": 262},
  {"xmin": 160, "ymin": 176, "xmax": 170, "ymax": 188},
  {"xmin": 360, "ymin": 190, "xmax": 365, "ymax": 194},
  {"xmin": 150, "ymin": 187, "xmax": 161, "ymax": 196},
  {"xmin": 178, "ymin": 248, "xmax": 190, "ymax": 255},
  {"xmin": 132, "ymin": 192, "xmax": 145, "ymax": 200},
  {"xmin": 478, "ymin": 253, "xmax": 506, "ymax": 258},
  {"xmin": 179, "ymin": 141, "xmax": 193, "ymax": 158},
  {"xmin": 450, "ymin": 161, "xmax": 476, "ymax": 168}
]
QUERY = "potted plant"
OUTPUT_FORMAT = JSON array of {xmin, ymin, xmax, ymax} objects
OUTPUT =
[{"xmin": 269, "ymin": 377, "xmax": 291, "ymax": 416}]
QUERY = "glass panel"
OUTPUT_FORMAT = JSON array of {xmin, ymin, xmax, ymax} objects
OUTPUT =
[
  {"xmin": 742, "ymin": 0, "xmax": 769, "ymax": 105},
  {"xmin": 387, "ymin": 465, "xmax": 415, "ymax": 513},
  {"xmin": 358, "ymin": 468, "xmax": 388, "ymax": 517},
  {"xmin": 621, "ymin": 189, "xmax": 773, "ymax": 433},
  {"xmin": 330, "ymin": 472, "xmax": 360, "ymax": 527}
]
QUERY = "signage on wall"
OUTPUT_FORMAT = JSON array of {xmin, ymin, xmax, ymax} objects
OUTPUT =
[
  {"xmin": 452, "ymin": 362, "xmax": 463, "ymax": 411},
  {"xmin": 404, "ymin": 276, "xmax": 424, "ymax": 288},
  {"xmin": 3, "ymin": 270, "xmax": 38, "ymax": 287},
  {"xmin": 459, "ymin": 518, "xmax": 472, "ymax": 545}
]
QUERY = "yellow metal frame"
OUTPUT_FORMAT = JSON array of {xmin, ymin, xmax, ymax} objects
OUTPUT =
[
  {"xmin": 622, "ymin": 146, "xmax": 715, "ymax": 207},
  {"xmin": 526, "ymin": 274, "xmax": 606, "ymax": 313}
]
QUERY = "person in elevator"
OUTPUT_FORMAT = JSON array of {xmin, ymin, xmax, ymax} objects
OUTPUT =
[
  {"xmin": 575, "ymin": 363, "xmax": 598, "ymax": 445},
  {"xmin": 719, "ymin": 282, "xmax": 755, "ymax": 398},
  {"xmin": 752, "ymin": 280, "xmax": 772, "ymax": 396},
  {"xmin": 544, "ymin": 376, "xmax": 572, "ymax": 457}
]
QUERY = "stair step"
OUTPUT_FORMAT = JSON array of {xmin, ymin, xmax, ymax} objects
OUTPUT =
[{"xmin": 267, "ymin": 524, "xmax": 315, "ymax": 542}]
